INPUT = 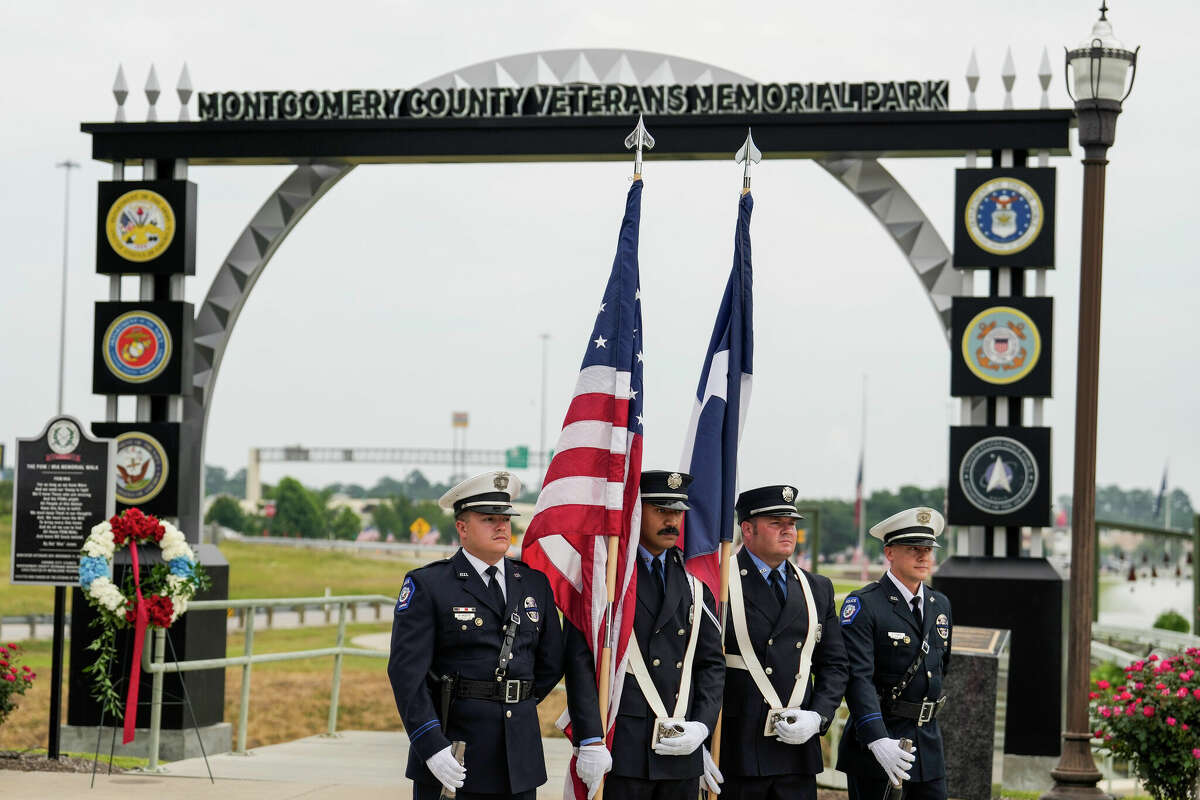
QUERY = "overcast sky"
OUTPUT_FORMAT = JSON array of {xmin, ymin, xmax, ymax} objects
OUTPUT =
[{"xmin": 1, "ymin": 1, "xmax": 1195, "ymax": 508}]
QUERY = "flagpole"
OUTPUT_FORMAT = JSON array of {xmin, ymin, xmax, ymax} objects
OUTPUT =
[
  {"xmin": 857, "ymin": 374, "xmax": 868, "ymax": 580},
  {"xmin": 708, "ymin": 130, "xmax": 761, "ymax": 798}
]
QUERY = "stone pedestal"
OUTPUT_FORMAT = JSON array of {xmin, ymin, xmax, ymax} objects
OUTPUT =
[
  {"xmin": 939, "ymin": 626, "xmax": 1011, "ymax": 800},
  {"xmin": 59, "ymin": 722, "xmax": 232, "ymax": 761}
]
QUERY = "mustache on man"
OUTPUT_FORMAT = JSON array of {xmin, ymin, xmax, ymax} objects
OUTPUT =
[{"xmin": 657, "ymin": 526, "xmax": 680, "ymax": 537}]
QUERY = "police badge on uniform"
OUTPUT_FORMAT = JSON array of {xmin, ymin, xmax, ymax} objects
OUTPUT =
[
  {"xmin": 524, "ymin": 595, "xmax": 539, "ymax": 623},
  {"xmin": 936, "ymin": 613, "xmax": 950, "ymax": 640}
]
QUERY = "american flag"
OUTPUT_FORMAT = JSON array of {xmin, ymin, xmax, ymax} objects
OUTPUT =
[
  {"xmin": 678, "ymin": 192, "xmax": 754, "ymax": 602},
  {"xmin": 521, "ymin": 181, "xmax": 645, "ymax": 789}
]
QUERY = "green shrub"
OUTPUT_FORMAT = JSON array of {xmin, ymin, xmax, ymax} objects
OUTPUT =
[{"xmin": 1154, "ymin": 610, "xmax": 1190, "ymax": 634}]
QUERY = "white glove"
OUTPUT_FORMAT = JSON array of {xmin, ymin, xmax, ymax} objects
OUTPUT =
[
  {"xmin": 426, "ymin": 745, "xmax": 466, "ymax": 792},
  {"xmin": 701, "ymin": 745, "xmax": 724, "ymax": 795},
  {"xmin": 574, "ymin": 744, "xmax": 612, "ymax": 799},
  {"xmin": 652, "ymin": 720, "xmax": 709, "ymax": 756},
  {"xmin": 868, "ymin": 737, "xmax": 915, "ymax": 786},
  {"xmin": 774, "ymin": 709, "xmax": 822, "ymax": 745}
]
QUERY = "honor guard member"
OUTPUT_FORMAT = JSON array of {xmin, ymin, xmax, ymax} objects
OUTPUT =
[
  {"xmin": 836, "ymin": 508, "xmax": 953, "ymax": 800},
  {"xmin": 564, "ymin": 470, "xmax": 725, "ymax": 800},
  {"xmin": 387, "ymin": 470, "xmax": 565, "ymax": 800},
  {"xmin": 718, "ymin": 485, "xmax": 849, "ymax": 800}
]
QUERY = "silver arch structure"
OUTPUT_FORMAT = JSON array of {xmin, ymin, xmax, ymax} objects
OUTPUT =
[{"xmin": 185, "ymin": 48, "xmax": 956, "ymax": 518}]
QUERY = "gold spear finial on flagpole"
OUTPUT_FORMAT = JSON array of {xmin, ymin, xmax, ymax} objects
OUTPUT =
[
  {"xmin": 624, "ymin": 114, "xmax": 655, "ymax": 181},
  {"xmin": 735, "ymin": 128, "xmax": 762, "ymax": 195}
]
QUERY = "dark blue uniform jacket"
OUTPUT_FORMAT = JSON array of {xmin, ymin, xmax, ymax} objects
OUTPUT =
[
  {"xmin": 565, "ymin": 546, "xmax": 724, "ymax": 781},
  {"xmin": 388, "ymin": 549, "xmax": 564, "ymax": 794},
  {"xmin": 719, "ymin": 548, "xmax": 849, "ymax": 777},
  {"xmin": 836, "ymin": 574, "xmax": 953, "ymax": 782}
]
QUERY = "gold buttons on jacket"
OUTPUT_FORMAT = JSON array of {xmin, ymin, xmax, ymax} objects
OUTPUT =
[
  {"xmin": 765, "ymin": 667, "xmax": 774, "ymax": 675},
  {"xmin": 652, "ymin": 658, "xmax": 661, "ymax": 667},
  {"xmin": 675, "ymin": 661, "xmax": 683, "ymax": 669},
  {"xmin": 461, "ymin": 625, "xmax": 468, "ymax": 631},
  {"xmin": 767, "ymin": 639, "xmax": 774, "ymax": 646},
  {"xmin": 678, "ymin": 628, "xmax": 686, "ymax": 636},
  {"xmin": 475, "ymin": 618, "xmax": 483, "ymax": 627}
]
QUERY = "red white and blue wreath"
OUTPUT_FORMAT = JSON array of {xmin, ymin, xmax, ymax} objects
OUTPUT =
[{"xmin": 78, "ymin": 508, "xmax": 209, "ymax": 743}]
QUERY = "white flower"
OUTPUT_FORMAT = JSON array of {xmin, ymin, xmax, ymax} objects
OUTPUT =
[
  {"xmin": 88, "ymin": 578, "xmax": 126, "ymax": 614},
  {"xmin": 90, "ymin": 521, "xmax": 112, "ymax": 538}
]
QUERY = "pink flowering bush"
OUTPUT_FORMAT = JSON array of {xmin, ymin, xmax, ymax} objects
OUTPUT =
[
  {"xmin": 0, "ymin": 643, "xmax": 37, "ymax": 725},
  {"xmin": 1091, "ymin": 647, "xmax": 1200, "ymax": 800}
]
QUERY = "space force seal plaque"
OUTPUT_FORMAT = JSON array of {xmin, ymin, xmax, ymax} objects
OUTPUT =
[
  {"xmin": 958, "ymin": 435, "xmax": 1038, "ymax": 515},
  {"xmin": 106, "ymin": 189, "xmax": 176, "ymax": 263}
]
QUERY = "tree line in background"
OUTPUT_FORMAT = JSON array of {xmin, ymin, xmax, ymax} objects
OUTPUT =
[{"xmin": 192, "ymin": 469, "xmax": 1198, "ymax": 556}]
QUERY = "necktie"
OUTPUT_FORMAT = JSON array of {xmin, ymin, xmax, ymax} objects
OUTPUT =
[
  {"xmin": 651, "ymin": 557, "xmax": 666, "ymax": 599},
  {"xmin": 485, "ymin": 565, "xmax": 506, "ymax": 611},
  {"xmin": 911, "ymin": 596, "xmax": 923, "ymax": 630},
  {"xmin": 770, "ymin": 570, "xmax": 786, "ymax": 606}
]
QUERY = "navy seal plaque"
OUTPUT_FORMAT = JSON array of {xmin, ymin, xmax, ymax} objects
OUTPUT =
[
  {"xmin": 92, "ymin": 301, "xmax": 193, "ymax": 395},
  {"xmin": 950, "ymin": 297, "xmax": 1053, "ymax": 397},
  {"xmin": 91, "ymin": 421, "xmax": 184, "ymax": 518},
  {"xmin": 953, "ymin": 168, "xmax": 1055, "ymax": 268},
  {"xmin": 11, "ymin": 416, "xmax": 114, "ymax": 585},
  {"xmin": 947, "ymin": 426, "xmax": 1051, "ymax": 526},
  {"xmin": 95, "ymin": 181, "xmax": 197, "ymax": 275}
]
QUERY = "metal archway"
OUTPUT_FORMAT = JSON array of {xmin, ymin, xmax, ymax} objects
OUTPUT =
[{"xmin": 185, "ymin": 48, "xmax": 957, "ymax": 518}]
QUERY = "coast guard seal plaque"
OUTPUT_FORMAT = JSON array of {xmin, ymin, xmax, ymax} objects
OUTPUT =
[{"xmin": 950, "ymin": 297, "xmax": 1053, "ymax": 397}]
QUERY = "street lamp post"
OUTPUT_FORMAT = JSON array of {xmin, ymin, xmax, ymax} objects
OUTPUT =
[{"xmin": 1043, "ymin": 6, "xmax": 1138, "ymax": 800}]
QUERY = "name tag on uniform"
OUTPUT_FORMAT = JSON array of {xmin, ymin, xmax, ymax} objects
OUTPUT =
[
  {"xmin": 887, "ymin": 631, "xmax": 906, "ymax": 640},
  {"xmin": 452, "ymin": 606, "xmax": 476, "ymax": 621}
]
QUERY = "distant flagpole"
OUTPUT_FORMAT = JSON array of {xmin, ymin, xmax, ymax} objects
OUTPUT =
[{"xmin": 855, "ymin": 375, "xmax": 868, "ymax": 580}]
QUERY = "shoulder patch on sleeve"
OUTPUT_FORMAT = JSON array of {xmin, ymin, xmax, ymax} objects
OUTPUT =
[
  {"xmin": 840, "ymin": 595, "xmax": 862, "ymax": 626},
  {"xmin": 396, "ymin": 576, "xmax": 415, "ymax": 613}
]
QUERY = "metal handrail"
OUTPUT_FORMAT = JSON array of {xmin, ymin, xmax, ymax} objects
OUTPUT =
[{"xmin": 141, "ymin": 593, "xmax": 394, "ymax": 770}]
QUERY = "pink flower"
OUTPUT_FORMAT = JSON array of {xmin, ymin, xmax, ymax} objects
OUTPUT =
[
  {"xmin": 1182, "ymin": 670, "xmax": 1195, "ymax": 681},
  {"xmin": 1144, "ymin": 706, "xmax": 1156, "ymax": 717},
  {"xmin": 1156, "ymin": 683, "xmax": 1167, "ymax": 690},
  {"xmin": 1135, "ymin": 683, "xmax": 1144, "ymax": 690},
  {"xmin": 1089, "ymin": 691, "xmax": 1099, "ymax": 700},
  {"xmin": 1168, "ymin": 717, "xmax": 1178, "ymax": 726},
  {"xmin": 1099, "ymin": 706, "xmax": 1113, "ymax": 717},
  {"xmin": 1192, "ymin": 688, "xmax": 1200, "ymax": 700},
  {"xmin": 1180, "ymin": 688, "xmax": 1190, "ymax": 698},
  {"xmin": 1193, "ymin": 748, "xmax": 1200, "ymax": 760},
  {"xmin": 1184, "ymin": 724, "xmax": 1191, "ymax": 731},
  {"xmin": 1132, "ymin": 660, "xmax": 1145, "ymax": 671},
  {"xmin": 1, "ymin": 675, "xmax": 13, "ymax": 683},
  {"xmin": 1149, "ymin": 654, "xmax": 1160, "ymax": 662},
  {"xmin": 1126, "ymin": 706, "xmax": 1136, "ymax": 716},
  {"xmin": 1094, "ymin": 729, "xmax": 1104, "ymax": 738},
  {"xmin": 1121, "ymin": 690, "xmax": 1134, "ymax": 701},
  {"xmin": 1097, "ymin": 679, "xmax": 1111, "ymax": 689}
]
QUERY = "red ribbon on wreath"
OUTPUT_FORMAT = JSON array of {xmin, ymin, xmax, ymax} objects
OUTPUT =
[{"xmin": 123, "ymin": 540, "xmax": 148, "ymax": 745}]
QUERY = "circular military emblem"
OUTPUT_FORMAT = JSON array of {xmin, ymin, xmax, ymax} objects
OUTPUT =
[
  {"xmin": 962, "ymin": 306, "xmax": 1041, "ymax": 385},
  {"xmin": 114, "ymin": 431, "xmax": 169, "ymax": 505},
  {"xmin": 958, "ymin": 436, "xmax": 1038, "ymax": 515},
  {"xmin": 102, "ymin": 311, "xmax": 172, "ymax": 383},
  {"xmin": 106, "ymin": 189, "xmax": 176, "ymax": 262},
  {"xmin": 667, "ymin": 472, "xmax": 683, "ymax": 490},
  {"xmin": 936, "ymin": 613, "xmax": 950, "ymax": 640},
  {"xmin": 47, "ymin": 419, "xmax": 81, "ymax": 454},
  {"xmin": 964, "ymin": 177, "xmax": 1043, "ymax": 256}
]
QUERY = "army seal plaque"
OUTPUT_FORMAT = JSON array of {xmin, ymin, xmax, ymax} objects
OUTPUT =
[{"xmin": 105, "ymin": 189, "xmax": 176, "ymax": 263}]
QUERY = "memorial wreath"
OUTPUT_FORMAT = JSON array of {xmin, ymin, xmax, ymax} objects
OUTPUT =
[{"xmin": 78, "ymin": 508, "xmax": 209, "ymax": 741}]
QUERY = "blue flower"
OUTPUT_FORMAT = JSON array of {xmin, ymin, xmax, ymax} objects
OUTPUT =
[
  {"xmin": 78, "ymin": 557, "xmax": 110, "ymax": 590},
  {"xmin": 168, "ymin": 558, "xmax": 195, "ymax": 579}
]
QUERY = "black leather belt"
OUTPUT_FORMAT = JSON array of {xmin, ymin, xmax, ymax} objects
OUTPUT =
[
  {"xmin": 454, "ymin": 677, "xmax": 534, "ymax": 703},
  {"xmin": 885, "ymin": 695, "xmax": 947, "ymax": 726}
]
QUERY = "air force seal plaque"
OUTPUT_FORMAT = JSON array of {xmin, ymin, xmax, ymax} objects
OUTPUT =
[
  {"xmin": 947, "ymin": 426, "xmax": 1051, "ymax": 526},
  {"xmin": 954, "ymin": 168, "xmax": 1056, "ymax": 268},
  {"xmin": 103, "ymin": 310, "xmax": 172, "ymax": 383},
  {"xmin": 965, "ymin": 177, "xmax": 1042, "ymax": 256},
  {"xmin": 106, "ymin": 189, "xmax": 176, "ymax": 263}
]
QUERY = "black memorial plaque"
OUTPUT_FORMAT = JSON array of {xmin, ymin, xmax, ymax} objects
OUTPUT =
[
  {"xmin": 947, "ymin": 425, "xmax": 1051, "ymax": 527},
  {"xmin": 95, "ymin": 180, "xmax": 196, "ymax": 276},
  {"xmin": 950, "ymin": 296, "xmax": 1053, "ymax": 397},
  {"xmin": 10, "ymin": 416, "xmax": 114, "ymax": 585},
  {"xmin": 953, "ymin": 167, "xmax": 1056, "ymax": 268},
  {"xmin": 92, "ymin": 301, "xmax": 194, "ymax": 396},
  {"xmin": 91, "ymin": 422, "xmax": 185, "ymax": 518}
]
